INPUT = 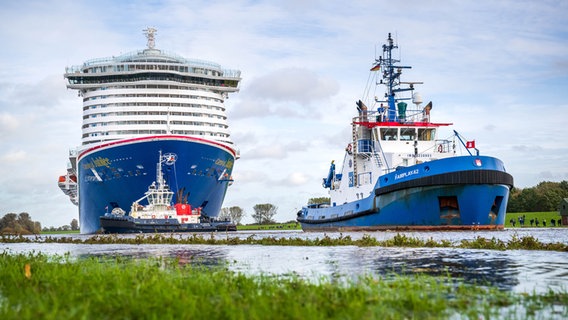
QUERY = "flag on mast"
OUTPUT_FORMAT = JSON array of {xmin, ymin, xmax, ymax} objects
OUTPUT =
[
  {"xmin": 466, "ymin": 140, "xmax": 476, "ymax": 149},
  {"xmin": 370, "ymin": 64, "xmax": 381, "ymax": 71}
]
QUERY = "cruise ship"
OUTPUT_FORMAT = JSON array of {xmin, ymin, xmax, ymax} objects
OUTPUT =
[{"xmin": 58, "ymin": 28, "xmax": 241, "ymax": 233}]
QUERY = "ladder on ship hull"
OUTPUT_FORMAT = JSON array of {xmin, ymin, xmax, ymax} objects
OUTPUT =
[{"xmin": 352, "ymin": 122, "xmax": 358, "ymax": 187}]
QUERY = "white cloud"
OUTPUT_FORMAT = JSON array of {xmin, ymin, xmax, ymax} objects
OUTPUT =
[
  {"xmin": 247, "ymin": 67, "xmax": 339, "ymax": 104},
  {"xmin": 231, "ymin": 68, "xmax": 339, "ymax": 119},
  {"xmin": 0, "ymin": 113, "xmax": 20, "ymax": 133},
  {"xmin": 282, "ymin": 172, "xmax": 309, "ymax": 186},
  {"xmin": 1, "ymin": 150, "xmax": 27, "ymax": 163},
  {"xmin": 246, "ymin": 144, "xmax": 288, "ymax": 160}
]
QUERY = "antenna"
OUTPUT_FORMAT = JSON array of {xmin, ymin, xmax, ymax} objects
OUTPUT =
[
  {"xmin": 395, "ymin": 30, "xmax": 398, "ymax": 47},
  {"xmin": 143, "ymin": 27, "xmax": 157, "ymax": 49},
  {"xmin": 395, "ymin": 31, "xmax": 401, "ymax": 61},
  {"xmin": 374, "ymin": 43, "xmax": 378, "ymax": 62}
]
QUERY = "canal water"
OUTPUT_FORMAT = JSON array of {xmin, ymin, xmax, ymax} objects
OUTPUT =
[{"xmin": 2, "ymin": 229, "xmax": 567, "ymax": 294}]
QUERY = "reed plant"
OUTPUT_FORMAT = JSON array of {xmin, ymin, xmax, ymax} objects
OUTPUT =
[
  {"xmin": 1, "ymin": 253, "xmax": 566, "ymax": 319},
  {"xmin": 3, "ymin": 233, "xmax": 566, "ymax": 251}
]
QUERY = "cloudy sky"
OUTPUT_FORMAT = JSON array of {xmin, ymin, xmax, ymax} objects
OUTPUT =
[{"xmin": 1, "ymin": 0, "xmax": 567, "ymax": 227}]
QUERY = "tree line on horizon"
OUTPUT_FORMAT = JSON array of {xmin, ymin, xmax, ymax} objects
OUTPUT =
[
  {"xmin": 0, "ymin": 213, "xmax": 41, "ymax": 235},
  {"xmin": 220, "ymin": 199, "xmax": 336, "ymax": 225},
  {"xmin": 0, "ymin": 213, "xmax": 80, "ymax": 235},
  {"xmin": 507, "ymin": 180, "xmax": 568, "ymax": 212},
  {"xmin": 219, "ymin": 203, "xmax": 278, "ymax": 225}
]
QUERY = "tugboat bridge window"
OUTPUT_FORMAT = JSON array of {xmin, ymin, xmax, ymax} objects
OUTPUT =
[
  {"xmin": 418, "ymin": 128, "xmax": 436, "ymax": 141},
  {"xmin": 400, "ymin": 128, "xmax": 416, "ymax": 141},
  {"xmin": 380, "ymin": 128, "xmax": 398, "ymax": 141}
]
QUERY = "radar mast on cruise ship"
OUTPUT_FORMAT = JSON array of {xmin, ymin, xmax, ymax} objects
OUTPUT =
[{"xmin": 143, "ymin": 27, "xmax": 157, "ymax": 49}]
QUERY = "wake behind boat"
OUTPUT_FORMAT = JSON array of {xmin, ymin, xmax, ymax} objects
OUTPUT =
[{"xmin": 297, "ymin": 33, "xmax": 514, "ymax": 231}]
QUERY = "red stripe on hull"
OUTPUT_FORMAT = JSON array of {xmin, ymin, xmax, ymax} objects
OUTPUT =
[
  {"xmin": 78, "ymin": 135, "xmax": 236, "ymax": 160},
  {"xmin": 302, "ymin": 225, "xmax": 504, "ymax": 232}
]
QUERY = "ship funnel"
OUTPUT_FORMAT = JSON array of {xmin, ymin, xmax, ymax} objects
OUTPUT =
[{"xmin": 356, "ymin": 100, "xmax": 368, "ymax": 121}]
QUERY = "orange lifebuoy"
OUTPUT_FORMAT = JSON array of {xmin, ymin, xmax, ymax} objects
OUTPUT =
[
  {"xmin": 152, "ymin": 215, "xmax": 156, "ymax": 219},
  {"xmin": 437, "ymin": 144, "xmax": 443, "ymax": 153}
]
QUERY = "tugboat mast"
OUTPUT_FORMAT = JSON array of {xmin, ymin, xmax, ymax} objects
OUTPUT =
[
  {"xmin": 156, "ymin": 150, "xmax": 165, "ymax": 190},
  {"xmin": 376, "ymin": 33, "xmax": 413, "ymax": 122}
]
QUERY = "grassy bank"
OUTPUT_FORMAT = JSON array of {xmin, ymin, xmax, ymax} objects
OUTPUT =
[
  {"xmin": 3, "ymin": 233, "xmax": 567, "ymax": 251},
  {"xmin": 505, "ymin": 211, "xmax": 562, "ymax": 227},
  {"xmin": 1, "ymin": 253, "xmax": 565, "ymax": 319},
  {"xmin": 237, "ymin": 222, "xmax": 300, "ymax": 230},
  {"xmin": 40, "ymin": 230, "xmax": 80, "ymax": 235}
]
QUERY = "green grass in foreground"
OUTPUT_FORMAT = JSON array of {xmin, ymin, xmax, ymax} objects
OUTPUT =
[{"xmin": 1, "ymin": 253, "xmax": 566, "ymax": 320}]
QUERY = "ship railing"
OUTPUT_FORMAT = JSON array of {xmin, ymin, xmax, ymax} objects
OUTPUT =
[
  {"xmin": 66, "ymin": 65, "xmax": 83, "ymax": 73},
  {"xmin": 66, "ymin": 74, "xmax": 240, "ymax": 88},
  {"xmin": 435, "ymin": 139, "xmax": 453, "ymax": 153},
  {"xmin": 68, "ymin": 148, "xmax": 79, "ymax": 157},
  {"xmin": 67, "ymin": 50, "xmax": 241, "ymax": 79},
  {"xmin": 354, "ymin": 108, "xmax": 431, "ymax": 125},
  {"xmin": 356, "ymin": 139, "xmax": 374, "ymax": 153}
]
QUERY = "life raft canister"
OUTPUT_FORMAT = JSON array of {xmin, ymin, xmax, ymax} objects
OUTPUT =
[{"xmin": 175, "ymin": 203, "xmax": 191, "ymax": 215}]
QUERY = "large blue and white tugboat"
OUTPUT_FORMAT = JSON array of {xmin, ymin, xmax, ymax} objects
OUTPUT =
[{"xmin": 297, "ymin": 33, "xmax": 514, "ymax": 231}]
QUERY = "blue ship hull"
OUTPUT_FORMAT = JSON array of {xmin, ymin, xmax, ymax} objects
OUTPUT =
[
  {"xmin": 298, "ymin": 156, "xmax": 513, "ymax": 231},
  {"xmin": 77, "ymin": 135, "xmax": 235, "ymax": 234}
]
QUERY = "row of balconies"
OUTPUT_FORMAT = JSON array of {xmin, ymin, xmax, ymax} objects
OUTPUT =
[
  {"xmin": 82, "ymin": 118, "xmax": 229, "ymax": 130},
  {"xmin": 82, "ymin": 101, "xmax": 224, "ymax": 119},
  {"xmin": 81, "ymin": 129, "xmax": 232, "ymax": 146},
  {"xmin": 83, "ymin": 111, "xmax": 226, "ymax": 121},
  {"xmin": 83, "ymin": 92, "xmax": 222, "ymax": 102},
  {"xmin": 81, "ymin": 121, "xmax": 230, "ymax": 135}
]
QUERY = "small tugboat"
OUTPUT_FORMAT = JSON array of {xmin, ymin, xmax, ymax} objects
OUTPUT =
[
  {"xmin": 297, "ymin": 33, "xmax": 514, "ymax": 231},
  {"xmin": 100, "ymin": 151, "xmax": 236, "ymax": 233}
]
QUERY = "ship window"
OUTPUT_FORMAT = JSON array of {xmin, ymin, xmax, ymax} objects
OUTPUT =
[
  {"xmin": 400, "ymin": 128, "xmax": 416, "ymax": 141},
  {"xmin": 418, "ymin": 128, "xmax": 436, "ymax": 141},
  {"xmin": 380, "ymin": 128, "xmax": 398, "ymax": 141}
]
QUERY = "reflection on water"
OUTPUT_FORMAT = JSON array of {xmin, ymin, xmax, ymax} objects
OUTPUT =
[
  {"xmin": 223, "ymin": 245, "xmax": 567, "ymax": 294},
  {"xmin": 2, "ymin": 229, "xmax": 567, "ymax": 294},
  {"xmin": 358, "ymin": 248, "xmax": 520, "ymax": 290}
]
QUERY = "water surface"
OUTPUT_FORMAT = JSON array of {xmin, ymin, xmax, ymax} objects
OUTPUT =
[{"xmin": 3, "ymin": 228, "xmax": 567, "ymax": 294}]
